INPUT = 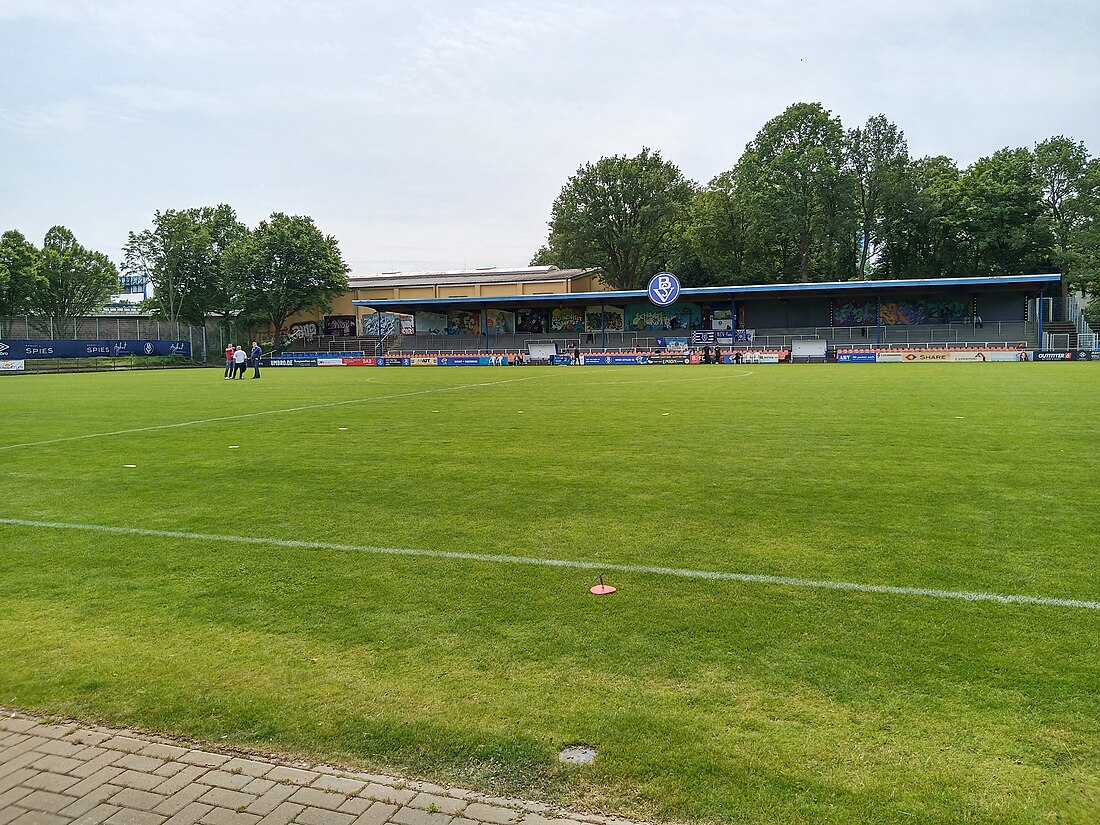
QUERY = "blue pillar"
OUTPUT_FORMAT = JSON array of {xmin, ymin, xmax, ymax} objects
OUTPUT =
[{"xmin": 601, "ymin": 305, "xmax": 606, "ymax": 349}]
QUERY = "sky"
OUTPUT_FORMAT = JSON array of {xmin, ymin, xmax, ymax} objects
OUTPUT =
[{"xmin": 2, "ymin": 0, "xmax": 1098, "ymax": 276}]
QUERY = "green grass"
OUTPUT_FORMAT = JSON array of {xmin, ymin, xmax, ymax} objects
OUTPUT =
[{"xmin": 1, "ymin": 364, "xmax": 1098, "ymax": 824}]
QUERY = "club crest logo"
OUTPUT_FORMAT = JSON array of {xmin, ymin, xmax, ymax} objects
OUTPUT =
[{"xmin": 647, "ymin": 272, "xmax": 680, "ymax": 307}]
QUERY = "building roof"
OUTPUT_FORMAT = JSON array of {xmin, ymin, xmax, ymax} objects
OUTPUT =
[
  {"xmin": 353, "ymin": 273, "xmax": 1062, "ymax": 310},
  {"xmin": 348, "ymin": 266, "xmax": 599, "ymax": 290}
]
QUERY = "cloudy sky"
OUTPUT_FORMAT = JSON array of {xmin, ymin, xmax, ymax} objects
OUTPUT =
[{"xmin": 2, "ymin": 1, "xmax": 1098, "ymax": 275}]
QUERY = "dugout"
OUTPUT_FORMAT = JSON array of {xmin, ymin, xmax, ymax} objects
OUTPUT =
[{"xmin": 350, "ymin": 274, "xmax": 1062, "ymax": 354}]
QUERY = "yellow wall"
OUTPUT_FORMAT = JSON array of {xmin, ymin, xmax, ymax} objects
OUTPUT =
[{"xmin": 278, "ymin": 272, "xmax": 610, "ymax": 336}]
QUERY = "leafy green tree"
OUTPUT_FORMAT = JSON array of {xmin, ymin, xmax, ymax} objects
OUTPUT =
[
  {"xmin": 877, "ymin": 155, "xmax": 968, "ymax": 278},
  {"xmin": 233, "ymin": 213, "xmax": 349, "ymax": 350},
  {"xmin": 735, "ymin": 102, "xmax": 853, "ymax": 282},
  {"xmin": 536, "ymin": 148, "xmax": 696, "ymax": 289},
  {"xmin": 957, "ymin": 148, "xmax": 1052, "ymax": 276},
  {"xmin": 685, "ymin": 171, "xmax": 751, "ymax": 285},
  {"xmin": 846, "ymin": 115, "xmax": 909, "ymax": 279},
  {"xmin": 1033, "ymin": 136, "xmax": 1100, "ymax": 299},
  {"xmin": 29, "ymin": 226, "xmax": 118, "ymax": 336},
  {"xmin": 0, "ymin": 229, "xmax": 43, "ymax": 326},
  {"xmin": 123, "ymin": 205, "xmax": 247, "ymax": 327}
]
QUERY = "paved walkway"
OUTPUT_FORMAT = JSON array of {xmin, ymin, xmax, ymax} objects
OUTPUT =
[{"xmin": 0, "ymin": 710, "xmax": 637, "ymax": 825}]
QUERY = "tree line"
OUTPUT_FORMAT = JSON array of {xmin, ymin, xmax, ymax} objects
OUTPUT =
[
  {"xmin": 0, "ymin": 209, "xmax": 349, "ymax": 348},
  {"xmin": 534, "ymin": 102, "xmax": 1100, "ymax": 314}
]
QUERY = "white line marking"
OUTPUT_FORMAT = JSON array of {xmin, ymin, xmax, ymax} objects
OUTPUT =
[
  {"xmin": 0, "ymin": 375, "xmax": 543, "ymax": 452},
  {"xmin": 2, "ymin": 518, "xmax": 1096, "ymax": 611}
]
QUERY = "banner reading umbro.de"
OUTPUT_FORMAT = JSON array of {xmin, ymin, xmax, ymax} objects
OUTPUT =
[{"xmin": 0, "ymin": 340, "xmax": 192, "ymax": 359}]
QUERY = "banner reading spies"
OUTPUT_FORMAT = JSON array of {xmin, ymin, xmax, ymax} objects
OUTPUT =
[{"xmin": 0, "ymin": 339, "xmax": 191, "ymax": 359}]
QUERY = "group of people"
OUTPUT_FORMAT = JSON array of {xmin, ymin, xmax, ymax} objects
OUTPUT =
[{"xmin": 224, "ymin": 342, "xmax": 262, "ymax": 379}]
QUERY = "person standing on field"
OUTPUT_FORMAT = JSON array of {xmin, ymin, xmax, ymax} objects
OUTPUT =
[
  {"xmin": 233, "ymin": 345, "xmax": 247, "ymax": 378},
  {"xmin": 224, "ymin": 343, "xmax": 235, "ymax": 378},
  {"xmin": 251, "ymin": 341, "xmax": 262, "ymax": 379}
]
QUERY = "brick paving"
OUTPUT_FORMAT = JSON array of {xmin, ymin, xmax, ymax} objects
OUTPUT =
[{"xmin": 0, "ymin": 711, "xmax": 641, "ymax": 825}]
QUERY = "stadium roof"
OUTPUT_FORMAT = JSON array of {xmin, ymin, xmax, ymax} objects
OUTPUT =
[
  {"xmin": 349, "ymin": 265, "xmax": 598, "ymax": 290},
  {"xmin": 353, "ymin": 273, "xmax": 1062, "ymax": 310}
]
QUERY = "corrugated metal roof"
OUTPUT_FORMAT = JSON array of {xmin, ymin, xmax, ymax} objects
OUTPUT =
[
  {"xmin": 353, "ymin": 274, "xmax": 1062, "ymax": 309},
  {"xmin": 348, "ymin": 266, "xmax": 599, "ymax": 290}
]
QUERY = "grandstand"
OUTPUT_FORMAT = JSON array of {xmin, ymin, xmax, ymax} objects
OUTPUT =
[{"xmin": 277, "ymin": 272, "xmax": 1071, "ymax": 359}]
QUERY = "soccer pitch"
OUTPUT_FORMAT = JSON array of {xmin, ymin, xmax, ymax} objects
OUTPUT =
[{"xmin": 1, "ymin": 364, "xmax": 1098, "ymax": 824}]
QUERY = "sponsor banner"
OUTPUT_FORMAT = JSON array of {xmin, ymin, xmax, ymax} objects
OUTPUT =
[
  {"xmin": 409, "ymin": 356, "xmax": 439, "ymax": 366},
  {"xmin": 877, "ymin": 351, "xmax": 951, "ymax": 362},
  {"xmin": 580, "ymin": 354, "xmax": 649, "ymax": 365},
  {"xmin": 719, "ymin": 351, "xmax": 784, "ymax": 364},
  {"xmin": 381, "ymin": 356, "xmax": 411, "ymax": 366},
  {"xmin": 878, "ymin": 350, "xmax": 1032, "ymax": 363},
  {"xmin": 0, "ymin": 359, "xmax": 25, "ymax": 371},
  {"xmin": 838, "ymin": 351, "xmax": 877, "ymax": 363},
  {"xmin": 263, "ymin": 357, "xmax": 318, "ymax": 367},
  {"xmin": 317, "ymin": 358, "xmax": 345, "ymax": 366},
  {"xmin": 341, "ymin": 357, "xmax": 367, "ymax": 366},
  {"xmin": 649, "ymin": 354, "xmax": 692, "ymax": 365},
  {"xmin": 0, "ymin": 339, "xmax": 191, "ymax": 359},
  {"xmin": 438, "ymin": 355, "xmax": 510, "ymax": 366},
  {"xmin": 1033, "ymin": 350, "xmax": 1094, "ymax": 361}
]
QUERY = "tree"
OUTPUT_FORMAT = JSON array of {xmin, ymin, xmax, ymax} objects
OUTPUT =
[
  {"xmin": 123, "ymin": 205, "xmax": 247, "ymax": 327},
  {"xmin": 29, "ymin": 226, "xmax": 118, "ymax": 337},
  {"xmin": 846, "ymin": 115, "xmax": 909, "ymax": 279},
  {"xmin": 233, "ymin": 213, "xmax": 349, "ymax": 350},
  {"xmin": 0, "ymin": 229, "xmax": 43, "ymax": 326},
  {"xmin": 536, "ymin": 148, "xmax": 696, "ymax": 290},
  {"xmin": 735, "ymin": 103, "xmax": 853, "ymax": 282},
  {"xmin": 685, "ymin": 171, "xmax": 751, "ymax": 285},
  {"xmin": 877, "ymin": 155, "xmax": 968, "ymax": 278},
  {"xmin": 1033, "ymin": 136, "xmax": 1100, "ymax": 299},
  {"xmin": 956, "ymin": 148, "xmax": 1052, "ymax": 277}
]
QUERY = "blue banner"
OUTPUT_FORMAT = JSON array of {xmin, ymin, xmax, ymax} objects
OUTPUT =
[
  {"xmin": 837, "ymin": 352, "xmax": 877, "ymax": 363},
  {"xmin": 438, "ymin": 356, "xmax": 510, "ymax": 366},
  {"xmin": 581, "ymin": 355, "xmax": 649, "ymax": 365},
  {"xmin": 0, "ymin": 339, "xmax": 191, "ymax": 359}
]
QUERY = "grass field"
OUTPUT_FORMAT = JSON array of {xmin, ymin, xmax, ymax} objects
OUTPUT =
[{"xmin": 1, "ymin": 363, "xmax": 1098, "ymax": 824}]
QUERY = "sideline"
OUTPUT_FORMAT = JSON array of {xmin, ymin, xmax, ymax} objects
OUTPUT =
[
  {"xmin": 2, "ymin": 517, "xmax": 1097, "ymax": 611},
  {"xmin": 0, "ymin": 374, "xmax": 545, "ymax": 452}
]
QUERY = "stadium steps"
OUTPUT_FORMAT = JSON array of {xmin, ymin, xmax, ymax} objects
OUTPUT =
[{"xmin": 1042, "ymin": 321, "xmax": 1078, "ymax": 348}]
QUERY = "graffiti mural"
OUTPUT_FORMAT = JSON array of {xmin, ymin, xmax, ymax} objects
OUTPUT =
[{"xmin": 833, "ymin": 299, "xmax": 971, "ymax": 326}]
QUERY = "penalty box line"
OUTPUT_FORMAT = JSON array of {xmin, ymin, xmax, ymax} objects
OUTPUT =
[
  {"xmin": 0, "ymin": 375, "xmax": 544, "ymax": 452},
  {"xmin": 2, "ymin": 518, "xmax": 1098, "ymax": 612}
]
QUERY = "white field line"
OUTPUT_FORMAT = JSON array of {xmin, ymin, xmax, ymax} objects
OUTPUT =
[
  {"xmin": 0, "ymin": 375, "xmax": 543, "ymax": 452},
  {"xmin": 2, "ymin": 517, "xmax": 1097, "ymax": 612}
]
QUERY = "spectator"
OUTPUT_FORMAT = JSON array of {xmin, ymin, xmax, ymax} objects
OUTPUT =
[
  {"xmin": 233, "ymin": 345, "xmax": 247, "ymax": 378},
  {"xmin": 224, "ymin": 343, "xmax": 235, "ymax": 379},
  {"xmin": 250, "ymin": 341, "xmax": 262, "ymax": 379}
]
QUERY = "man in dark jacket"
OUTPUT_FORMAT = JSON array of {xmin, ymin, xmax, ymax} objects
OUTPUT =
[{"xmin": 251, "ymin": 342, "xmax": 262, "ymax": 379}]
